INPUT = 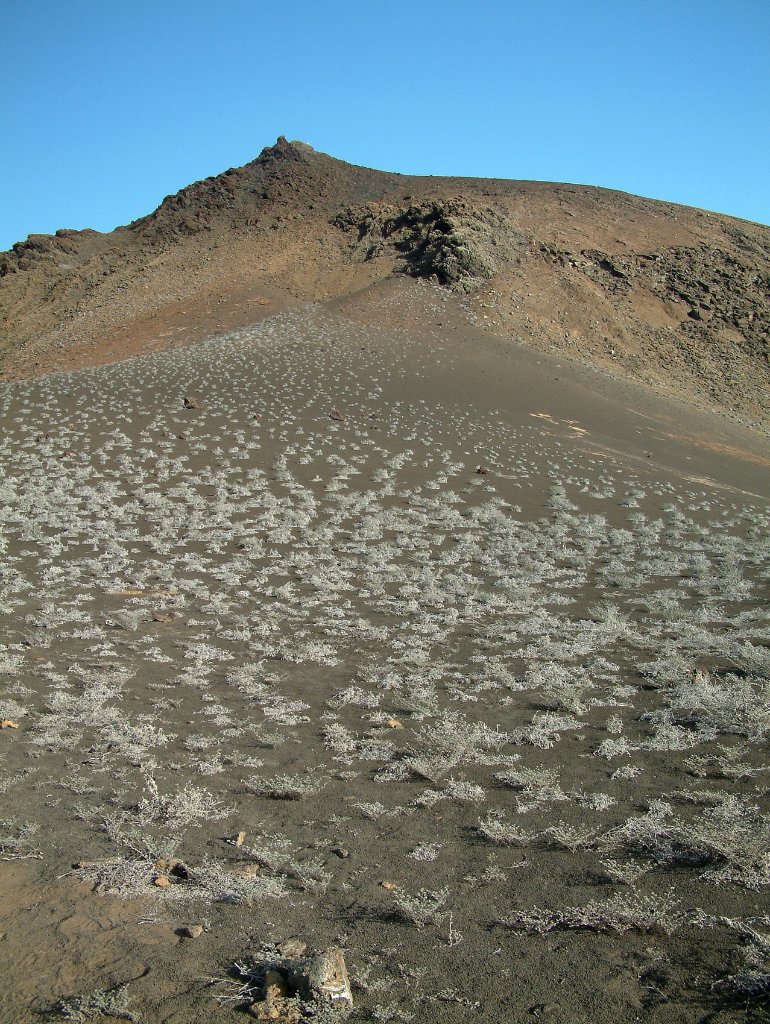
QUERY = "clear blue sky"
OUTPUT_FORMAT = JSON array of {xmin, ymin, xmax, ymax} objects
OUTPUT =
[{"xmin": 2, "ymin": 0, "xmax": 769, "ymax": 250}]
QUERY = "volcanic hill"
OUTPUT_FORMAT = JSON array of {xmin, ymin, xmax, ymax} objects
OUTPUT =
[
  {"xmin": 1, "ymin": 137, "xmax": 769, "ymax": 426},
  {"xmin": 2, "ymin": 139, "xmax": 770, "ymax": 1024}
]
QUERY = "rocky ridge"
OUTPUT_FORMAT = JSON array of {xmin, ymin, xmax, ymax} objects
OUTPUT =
[{"xmin": 1, "ymin": 137, "xmax": 768, "ymax": 426}]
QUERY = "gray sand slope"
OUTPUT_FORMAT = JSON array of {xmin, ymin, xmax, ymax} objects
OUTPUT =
[{"xmin": 0, "ymin": 279, "xmax": 768, "ymax": 1023}]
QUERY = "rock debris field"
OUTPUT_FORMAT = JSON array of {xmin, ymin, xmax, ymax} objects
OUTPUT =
[{"xmin": 0, "ymin": 281, "xmax": 769, "ymax": 1023}]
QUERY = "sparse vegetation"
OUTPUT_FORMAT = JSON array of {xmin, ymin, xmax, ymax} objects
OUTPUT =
[
  {"xmin": 391, "ymin": 886, "xmax": 451, "ymax": 929},
  {"xmin": 502, "ymin": 888, "xmax": 687, "ymax": 936},
  {"xmin": 0, "ymin": 288, "xmax": 767, "ymax": 1023}
]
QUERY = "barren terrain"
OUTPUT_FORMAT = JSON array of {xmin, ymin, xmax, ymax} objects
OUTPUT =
[
  {"xmin": 0, "ymin": 144, "xmax": 769, "ymax": 1023},
  {"xmin": 1, "ymin": 138, "xmax": 769, "ymax": 428}
]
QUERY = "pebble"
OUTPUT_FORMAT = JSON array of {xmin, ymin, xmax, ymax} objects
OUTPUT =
[
  {"xmin": 264, "ymin": 969, "xmax": 289, "ymax": 999},
  {"xmin": 277, "ymin": 937, "xmax": 307, "ymax": 958},
  {"xmin": 234, "ymin": 863, "xmax": 260, "ymax": 878}
]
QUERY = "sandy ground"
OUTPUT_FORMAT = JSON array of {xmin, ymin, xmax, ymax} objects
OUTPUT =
[{"xmin": 0, "ymin": 279, "xmax": 768, "ymax": 1023}]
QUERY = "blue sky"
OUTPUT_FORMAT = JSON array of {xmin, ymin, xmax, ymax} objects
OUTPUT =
[{"xmin": 2, "ymin": 0, "xmax": 769, "ymax": 250}]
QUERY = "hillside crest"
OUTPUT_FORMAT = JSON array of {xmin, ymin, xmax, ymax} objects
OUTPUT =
[{"xmin": 1, "ymin": 138, "xmax": 768, "ymax": 429}]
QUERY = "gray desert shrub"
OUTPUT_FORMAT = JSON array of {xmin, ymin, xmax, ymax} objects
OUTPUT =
[
  {"xmin": 137, "ymin": 779, "xmax": 231, "ymax": 829},
  {"xmin": 191, "ymin": 860, "xmax": 289, "ymax": 905},
  {"xmin": 545, "ymin": 484, "xmax": 577, "ymax": 511},
  {"xmin": 710, "ymin": 921, "xmax": 770, "ymax": 1012},
  {"xmin": 72, "ymin": 855, "xmax": 158, "ymax": 898},
  {"xmin": 0, "ymin": 819, "xmax": 41, "ymax": 860},
  {"xmin": 405, "ymin": 710, "xmax": 512, "ymax": 781},
  {"xmin": 323, "ymin": 722, "xmax": 358, "ymax": 759},
  {"xmin": 601, "ymin": 858, "xmax": 651, "ymax": 884},
  {"xmin": 510, "ymin": 712, "xmax": 585, "ymax": 749},
  {"xmin": 607, "ymin": 796, "xmax": 770, "ymax": 889},
  {"xmin": 573, "ymin": 791, "xmax": 617, "ymax": 812},
  {"xmin": 650, "ymin": 671, "xmax": 770, "ymax": 740},
  {"xmin": 245, "ymin": 772, "xmax": 325, "ymax": 800},
  {"xmin": 52, "ymin": 983, "xmax": 138, "ymax": 1022},
  {"xmin": 502, "ymin": 887, "xmax": 686, "ymax": 936},
  {"xmin": 542, "ymin": 822, "xmax": 599, "ymax": 851},
  {"xmin": 392, "ymin": 885, "xmax": 450, "ymax": 928},
  {"xmin": 408, "ymin": 843, "xmax": 442, "ymax": 862},
  {"xmin": 642, "ymin": 722, "xmax": 712, "ymax": 751},
  {"xmin": 354, "ymin": 800, "xmax": 401, "ymax": 820},
  {"xmin": 477, "ymin": 811, "xmax": 534, "ymax": 846},
  {"xmin": 685, "ymin": 746, "xmax": 766, "ymax": 780},
  {"xmin": 595, "ymin": 736, "xmax": 633, "ymax": 759},
  {"xmin": 494, "ymin": 766, "xmax": 568, "ymax": 812},
  {"xmin": 444, "ymin": 778, "xmax": 485, "ymax": 802}
]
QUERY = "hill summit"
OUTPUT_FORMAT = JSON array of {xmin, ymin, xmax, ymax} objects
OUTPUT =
[{"xmin": 1, "ymin": 137, "xmax": 769, "ymax": 426}]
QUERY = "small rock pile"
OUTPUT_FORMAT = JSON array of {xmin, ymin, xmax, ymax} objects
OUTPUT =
[{"xmin": 239, "ymin": 940, "xmax": 353, "ymax": 1021}]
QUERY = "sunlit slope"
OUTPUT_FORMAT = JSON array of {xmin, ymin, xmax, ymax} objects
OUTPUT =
[{"xmin": 1, "ymin": 138, "xmax": 768, "ymax": 426}]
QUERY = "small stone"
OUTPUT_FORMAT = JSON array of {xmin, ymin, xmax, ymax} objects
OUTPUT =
[
  {"xmin": 329, "ymin": 408, "xmax": 344, "ymax": 421},
  {"xmin": 153, "ymin": 875, "xmax": 172, "ymax": 888},
  {"xmin": 183, "ymin": 396, "xmax": 199, "ymax": 409},
  {"xmin": 233, "ymin": 830, "xmax": 247, "ymax": 847},
  {"xmin": 264, "ymin": 969, "xmax": 289, "ymax": 1000},
  {"xmin": 528, "ymin": 1003, "xmax": 554, "ymax": 1016},
  {"xmin": 155, "ymin": 857, "xmax": 189, "ymax": 878},
  {"xmin": 152, "ymin": 610, "xmax": 176, "ymax": 624},
  {"xmin": 380, "ymin": 881, "xmax": 398, "ymax": 891},
  {"xmin": 297, "ymin": 946, "xmax": 353, "ymax": 1008},
  {"xmin": 277, "ymin": 936, "xmax": 307, "ymax": 958},
  {"xmin": 248, "ymin": 999, "xmax": 301, "ymax": 1022},
  {"xmin": 385, "ymin": 718, "xmax": 403, "ymax": 730},
  {"xmin": 73, "ymin": 857, "xmax": 121, "ymax": 869},
  {"xmin": 155, "ymin": 857, "xmax": 177, "ymax": 874},
  {"xmin": 247, "ymin": 1002, "xmax": 279, "ymax": 1021},
  {"xmin": 332, "ymin": 847, "xmax": 349, "ymax": 859},
  {"xmin": 233, "ymin": 862, "xmax": 260, "ymax": 878},
  {"xmin": 182, "ymin": 924, "xmax": 204, "ymax": 938},
  {"xmin": 248, "ymin": 966, "xmax": 302, "ymax": 1023}
]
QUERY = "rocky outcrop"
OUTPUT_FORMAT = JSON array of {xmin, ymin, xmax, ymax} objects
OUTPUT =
[
  {"xmin": 538, "ymin": 242, "xmax": 770, "ymax": 369},
  {"xmin": 334, "ymin": 199, "xmax": 528, "ymax": 290}
]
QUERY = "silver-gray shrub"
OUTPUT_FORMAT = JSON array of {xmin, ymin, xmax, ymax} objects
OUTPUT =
[
  {"xmin": 648, "ymin": 671, "xmax": 770, "ymax": 740},
  {"xmin": 502, "ymin": 888, "xmax": 686, "ymax": 936},
  {"xmin": 391, "ymin": 886, "xmax": 450, "ymax": 928}
]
